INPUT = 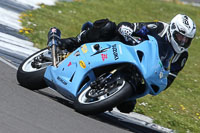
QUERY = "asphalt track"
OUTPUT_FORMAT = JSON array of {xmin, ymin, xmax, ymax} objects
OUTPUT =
[
  {"xmin": 0, "ymin": 61, "xmax": 134, "ymax": 133},
  {"xmin": 1, "ymin": 57, "xmax": 175, "ymax": 133},
  {"xmin": 1, "ymin": 57, "xmax": 174, "ymax": 133}
]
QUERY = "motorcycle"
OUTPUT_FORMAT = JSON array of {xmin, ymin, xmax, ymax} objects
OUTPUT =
[{"xmin": 17, "ymin": 32, "xmax": 169, "ymax": 115}]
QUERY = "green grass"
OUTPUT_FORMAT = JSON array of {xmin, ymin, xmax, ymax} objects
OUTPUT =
[{"xmin": 19, "ymin": 0, "xmax": 200, "ymax": 132}]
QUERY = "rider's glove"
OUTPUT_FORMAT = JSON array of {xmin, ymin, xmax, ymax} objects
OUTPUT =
[
  {"xmin": 47, "ymin": 27, "xmax": 61, "ymax": 47},
  {"xmin": 118, "ymin": 25, "xmax": 141, "ymax": 45},
  {"xmin": 136, "ymin": 26, "xmax": 149, "ymax": 37},
  {"xmin": 118, "ymin": 25, "xmax": 134, "ymax": 42}
]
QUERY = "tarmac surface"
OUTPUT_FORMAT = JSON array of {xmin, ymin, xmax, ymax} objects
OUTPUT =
[{"xmin": 0, "ymin": 61, "xmax": 134, "ymax": 133}]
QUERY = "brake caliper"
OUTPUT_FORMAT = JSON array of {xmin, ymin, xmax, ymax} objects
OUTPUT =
[{"xmin": 31, "ymin": 54, "xmax": 44, "ymax": 68}]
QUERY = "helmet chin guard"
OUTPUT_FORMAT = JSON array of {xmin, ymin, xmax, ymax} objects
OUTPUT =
[{"xmin": 167, "ymin": 14, "xmax": 196, "ymax": 53}]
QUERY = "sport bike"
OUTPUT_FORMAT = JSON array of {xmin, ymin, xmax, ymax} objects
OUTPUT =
[{"xmin": 17, "ymin": 34, "xmax": 169, "ymax": 115}]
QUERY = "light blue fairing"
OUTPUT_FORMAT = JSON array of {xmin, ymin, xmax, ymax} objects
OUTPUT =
[{"xmin": 44, "ymin": 35, "xmax": 169, "ymax": 101}]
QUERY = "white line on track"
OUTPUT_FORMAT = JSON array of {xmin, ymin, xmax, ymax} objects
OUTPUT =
[{"xmin": 0, "ymin": 57, "xmax": 17, "ymax": 70}]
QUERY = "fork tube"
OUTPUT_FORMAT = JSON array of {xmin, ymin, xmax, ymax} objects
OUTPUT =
[{"xmin": 51, "ymin": 38, "xmax": 57, "ymax": 67}]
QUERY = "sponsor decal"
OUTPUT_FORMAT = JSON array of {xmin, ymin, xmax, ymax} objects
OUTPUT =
[
  {"xmin": 74, "ymin": 51, "xmax": 80, "ymax": 56},
  {"xmin": 119, "ymin": 45, "xmax": 122, "ymax": 55},
  {"xmin": 147, "ymin": 24, "xmax": 157, "ymax": 29},
  {"xmin": 51, "ymin": 28, "xmax": 56, "ymax": 33},
  {"xmin": 67, "ymin": 62, "xmax": 72, "ymax": 67},
  {"xmin": 81, "ymin": 44, "xmax": 88, "ymax": 53},
  {"xmin": 183, "ymin": 15, "xmax": 190, "ymax": 29},
  {"xmin": 92, "ymin": 44, "xmax": 100, "ymax": 52},
  {"xmin": 79, "ymin": 60, "xmax": 86, "ymax": 69},
  {"xmin": 101, "ymin": 54, "xmax": 108, "ymax": 61},
  {"xmin": 159, "ymin": 61, "xmax": 163, "ymax": 68},
  {"xmin": 112, "ymin": 44, "xmax": 119, "ymax": 60},
  {"xmin": 57, "ymin": 76, "xmax": 67, "ymax": 85},
  {"xmin": 91, "ymin": 47, "xmax": 110, "ymax": 56},
  {"xmin": 159, "ymin": 72, "xmax": 163, "ymax": 79}
]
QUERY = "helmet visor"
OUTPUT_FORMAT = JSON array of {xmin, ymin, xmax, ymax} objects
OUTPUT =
[{"xmin": 173, "ymin": 31, "xmax": 192, "ymax": 49}]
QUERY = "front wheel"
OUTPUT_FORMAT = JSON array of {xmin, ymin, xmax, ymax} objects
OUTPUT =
[
  {"xmin": 17, "ymin": 48, "xmax": 51, "ymax": 90},
  {"xmin": 74, "ymin": 77, "xmax": 133, "ymax": 115}
]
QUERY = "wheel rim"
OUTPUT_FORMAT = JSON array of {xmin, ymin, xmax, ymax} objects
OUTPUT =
[
  {"xmin": 22, "ymin": 49, "xmax": 51, "ymax": 72},
  {"xmin": 78, "ymin": 80, "xmax": 125, "ymax": 104}
]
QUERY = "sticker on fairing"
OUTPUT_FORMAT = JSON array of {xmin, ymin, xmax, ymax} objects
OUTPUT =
[
  {"xmin": 79, "ymin": 60, "xmax": 86, "ymax": 69},
  {"xmin": 81, "ymin": 44, "xmax": 88, "ymax": 53}
]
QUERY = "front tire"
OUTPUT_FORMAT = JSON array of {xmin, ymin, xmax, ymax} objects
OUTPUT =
[
  {"xmin": 17, "ymin": 48, "xmax": 51, "ymax": 90},
  {"xmin": 74, "ymin": 77, "xmax": 133, "ymax": 115}
]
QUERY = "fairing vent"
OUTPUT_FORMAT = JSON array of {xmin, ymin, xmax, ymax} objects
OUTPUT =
[
  {"xmin": 151, "ymin": 84, "xmax": 159, "ymax": 93},
  {"xmin": 137, "ymin": 50, "xmax": 144, "ymax": 62}
]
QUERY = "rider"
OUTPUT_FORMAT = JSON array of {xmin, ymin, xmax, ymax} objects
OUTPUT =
[{"xmin": 47, "ymin": 14, "xmax": 196, "ymax": 113}]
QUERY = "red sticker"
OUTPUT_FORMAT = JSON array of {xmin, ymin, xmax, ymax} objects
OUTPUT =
[
  {"xmin": 67, "ymin": 62, "xmax": 72, "ymax": 66},
  {"xmin": 101, "ymin": 54, "xmax": 107, "ymax": 61}
]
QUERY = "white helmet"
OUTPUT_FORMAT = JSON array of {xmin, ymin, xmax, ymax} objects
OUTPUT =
[{"xmin": 167, "ymin": 14, "xmax": 196, "ymax": 53}]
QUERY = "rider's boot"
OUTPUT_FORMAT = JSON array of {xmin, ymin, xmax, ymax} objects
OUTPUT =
[
  {"xmin": 59, "ymin": 37, "xmax": 80, "ymax": 52},
  {"xmin": 116, "ymin": 99, "xmax": 137, "ymax": 113},
  {"xmin": 58, "ymin": 21, "xmax": 93, "ymax": 52}
]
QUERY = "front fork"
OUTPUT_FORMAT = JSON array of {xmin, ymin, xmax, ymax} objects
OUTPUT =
[{"xmin": 51, "ymin": 38, "xmax": 57, "ymax": 67}]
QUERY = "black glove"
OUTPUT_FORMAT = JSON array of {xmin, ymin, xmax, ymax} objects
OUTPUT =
[{"xmin": 47, "ymin": 27, "xmax": 61, "ymax": 47}]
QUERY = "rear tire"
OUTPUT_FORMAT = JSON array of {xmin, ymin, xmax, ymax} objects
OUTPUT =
[
  {"xmin": 74, "ymin": 78, "xmax": 133, "ymax": 115},
  {"xmin": 17, "ymin": 48, "xmax": 50, "ymax": 90}
]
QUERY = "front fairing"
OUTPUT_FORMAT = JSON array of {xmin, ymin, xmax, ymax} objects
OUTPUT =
[
  {"xmin": 131, "ymin": 36, "xmax": 169, "ymax": 95},
  {"xmin": 81, "ymin": 36, "xmax": 169, "ymax": 96}
]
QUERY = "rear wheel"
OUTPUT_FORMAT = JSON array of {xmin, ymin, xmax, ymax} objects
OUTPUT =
[
  {"xmin": 17, "ymin": 48, "xmax": 51, "ymax": 90},
  {"xmin": 74, "ymin": 75, "xmax": 133, "ymax": 115}
]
